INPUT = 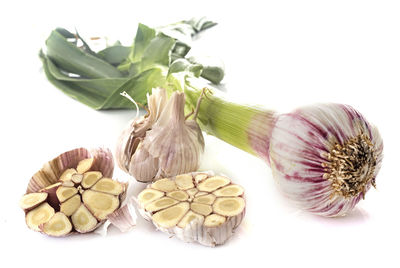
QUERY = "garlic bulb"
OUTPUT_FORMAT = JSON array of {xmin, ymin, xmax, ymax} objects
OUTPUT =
[
  {"xmin": 116, "ymin": 88, "xmax": 204, "ymax": 182},
  {"xmin": 185, "ymin": 85, "xmax": 383, "ymax": 217},
  {"xmin": 268, "ymin": 104, "xmax": 383, "ymax": 217}
]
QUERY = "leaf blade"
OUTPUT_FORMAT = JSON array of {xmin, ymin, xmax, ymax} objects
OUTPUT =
[{"xmin": 46, "ymin": 30, "xmax": 123, "ymax": 79}]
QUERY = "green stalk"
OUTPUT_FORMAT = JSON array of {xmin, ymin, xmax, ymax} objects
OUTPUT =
[{"xmin": 183, "ymin": 77, "xmax": 276, "ymax": 161}]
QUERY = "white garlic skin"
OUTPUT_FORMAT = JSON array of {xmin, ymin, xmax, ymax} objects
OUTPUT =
[
  {"xmin": 116, "ymin": 88, "xmax": 204, "ymax": 182},
  {"xmin": 136, "ymin": 92, "xmax": 204, "ymax": 180},
  {"xmin": 268, "ymin": 104, "xmax": 383, "ymax": 217},
  {"xmin": 116, "ymin": 88, "xmax": 167, "ymax": 175}
]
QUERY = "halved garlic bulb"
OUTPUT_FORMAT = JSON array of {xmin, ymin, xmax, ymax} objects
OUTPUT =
[
  {"xmin": 136, "ymin": 172, "xmax": 245, "ymax": 247},
  {"xmin": 19, "ymin": 147, "xmax": 136, "ymax": 236}
]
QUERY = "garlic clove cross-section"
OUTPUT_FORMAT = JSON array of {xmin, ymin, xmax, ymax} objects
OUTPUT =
[
  {"xmin": 137, "ymin": 172, "xmax": 246, "ymax": 247},
  {"xmin": 19, "ymin": 147, "xmax": 136, "ymax": 237}
]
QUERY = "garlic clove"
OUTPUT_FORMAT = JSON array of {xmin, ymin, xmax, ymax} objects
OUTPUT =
[
  {"xmin": 26, "ymin": 203, "xmax": 55, "ymax": 231},
  {"xmin": 128, "ymin": 143, "xmax": 159, "ymax": 182},
  {"xmin": 137, "ymin": 188, "xmax": 165, "ymax": 205},
  {"xmin": 146, "ymin": 87, "xmax": 168, "ymax": 123},
  {"xmin": 40, "ymin": 212, "xmax": 72, "ymax": 237},
  {"xmin": 91, "ymin": 178, "xmax": 124, "ymax": 195},
  {"xmin": 116, "ymin": 88, "xmax": 168, "ymax": 173},
  {"xmin": 72, "ymin": 204, "xmax": 98, "ymax": 233},
  {"xmin": 60, "ymin": 194, "xmax": 81, "ymax": 216},
  {"xmin": 138, "ymin": 92, "xmax": 204, "ymax": 179},
  {"xmin": 19, "ymin": 192, "xmax": 48, "ymax": 211},
  {"xmin": 151, "ymin": 178, "xmax": 177, "ymax": 192},
  {"xmin": 76, "ymin": 158, "xmax": 94, "ymax": 174},
  {"xmin": 116, "ymin": 124, "xmax": 138, "ymax": 173}
]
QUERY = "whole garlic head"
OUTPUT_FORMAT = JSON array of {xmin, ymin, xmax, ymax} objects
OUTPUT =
[
  {"xmin": 268, "ymin": 103, "xmax": 383, "ymax": 217},
  {"xmin": 116, "ymin": 88, "xmax": 204, "ymax": 182}
]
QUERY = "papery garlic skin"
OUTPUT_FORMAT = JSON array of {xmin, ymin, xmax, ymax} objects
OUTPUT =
[
  {"xmin": 138, "ymin": 206, "xmax": 244, "ymax": 247},
  {"xmin": 268, "ymin": 104, "xmax": 383, "ymax": 217},
  {"xmin": 116, "ymin": 88, "xmax": 204, "ymax": 182},
  {"xmin": 139, "ymin": 92, "xmax": 204, "ymax": 179},
  {"xmin": 116, "ymin": 88, "xmax": 167, "ymax": 174}
]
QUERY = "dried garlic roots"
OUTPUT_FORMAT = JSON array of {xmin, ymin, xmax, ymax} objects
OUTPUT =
[
  {"xmin": 20, "ymin": 158, "xmax": 125, "ymax": 236},
  {"xmin": 137, "ymin": 172, "xmax": 245, "ymax": 247}
]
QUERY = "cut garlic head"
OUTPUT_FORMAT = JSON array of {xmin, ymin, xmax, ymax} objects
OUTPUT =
[
  {"xmin": 137, "ymin": 172, "xmax": 245, "ymax": 247},
  {"xmin": 20, "ymin": 148, "xmax": 133, "ymax": 236}
]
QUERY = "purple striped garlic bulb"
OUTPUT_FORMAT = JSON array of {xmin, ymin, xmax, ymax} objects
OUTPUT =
[
  {"xmin": 268, "ymin": 104, "xmax": 383, "ymax": 217},
  {"xmin": 185, "ymin": 85, "xmax": 383, "ymax": 217},
  {"xmin": 116, "ymin": 88, "xmax": 204, "ymax": 183}
]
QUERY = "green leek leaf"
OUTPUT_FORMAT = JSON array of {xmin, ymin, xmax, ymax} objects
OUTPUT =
[
  {"xmin": 40, "ymin": 50, "xmax": 167, "ymax": 109},
  {"xmin": 140, "ymin": 33, "xmax": 176, "ymax": 71},
  {"xmin": 118, "ymin": 23, "xmax": 156, "ymax": 73},
  {"xmin": 46, "ymin": 30, "xmax": 123, "ymax": 78},
  {"xmin": 97, "ymin": 45, "xmax": 130, "ymax": 66},
  {"xmin": 40, "ymin": 18, "xmax": 223, "ymax": 110}
]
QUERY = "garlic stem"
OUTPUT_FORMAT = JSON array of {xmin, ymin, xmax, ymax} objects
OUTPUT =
[{"xmin": 185, "ymin": 82, "xmax": 276, "ymax": 162}]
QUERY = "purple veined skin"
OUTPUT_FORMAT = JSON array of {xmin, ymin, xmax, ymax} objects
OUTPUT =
[{"xmin": 250, "ymin": 103, "xmax": 383, "ymax": 217}]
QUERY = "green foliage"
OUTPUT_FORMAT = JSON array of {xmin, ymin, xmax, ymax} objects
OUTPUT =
[{"xmin": 40, "ymin": 18, "xmax": 224, "ymax": 110}]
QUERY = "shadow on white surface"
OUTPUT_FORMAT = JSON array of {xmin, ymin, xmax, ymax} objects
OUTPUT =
[{"xmin": 295, "ymin": 206, "xmax": 370, "ymax": 226}]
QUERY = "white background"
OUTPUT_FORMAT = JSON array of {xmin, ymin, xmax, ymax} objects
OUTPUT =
[{"xmin": 1, "ymin": 0, "xmax": 399, "ymax": 267}]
